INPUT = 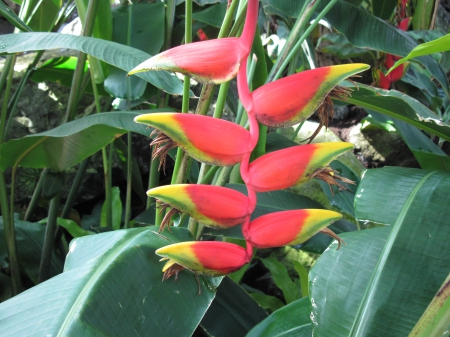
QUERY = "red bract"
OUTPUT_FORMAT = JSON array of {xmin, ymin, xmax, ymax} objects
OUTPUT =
[
  {"xmin": 148, "ymin": 184, "xmax": 251, "ymax": 230},
  {"xmin": 135, "ymin": 113, "xmax": 252, "ymax": 166},
  {"xmin": 243, "ymin": 209, "xmax": 343, "ymax": 248},
  {"xmin": 128, "ymin": 38, "xmax": 248, "ymax": 84},
  {"xmin": 247, "ymin": 142, "xmax": 354, "ymax": 192},
  {"xmin": 155, "ymin": 241, "xmax": 251, "ymax": 277},
  {"xmin": 252, "ymin": 64, "xmax": 370, "ymax": 127},
  {"xmin": 128, "ymin": 0, "xmax": 259, "ymax": 85}
]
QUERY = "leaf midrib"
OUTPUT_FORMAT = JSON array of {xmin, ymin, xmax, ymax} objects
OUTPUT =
[
  {"xmin": 349, "ymin": 171, "xmax": 437, "ymax": 337},
  {"xmin": 57, "ymin": 229, "xmax": 145, "ymax": 335}
]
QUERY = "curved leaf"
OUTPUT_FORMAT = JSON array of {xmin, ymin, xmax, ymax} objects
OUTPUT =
[
  {"xmin": 0, "ymin": 32, "xmax": 185, "ymax": 95},
  {"xmin": 0, "ymin": 215, "xmax": 64, "ymax": 284},
  {"xmin": 389, "ymin": 34, "xmax": 450, "ymax": 73},
  {"xmin": 262, "ymin": 0, "xmax": 448, "ymax": 91},
  {"xmin": 0, "ymin": 110, "xmax": 170, "ymax": 171},
  {"xmin": 339, "ymin": 82, "xmax": 450, "ymax": 141},
  {"xmin": 247, "ymin": 297, "xmax": 312, "ymax": 337},
  {"xmin": 0, "ymin": 227, "xmax": 220, "ymax": 336},
  {"xmin": 310, "ymin": 167, "xmax": 450, "ymax": 336}
]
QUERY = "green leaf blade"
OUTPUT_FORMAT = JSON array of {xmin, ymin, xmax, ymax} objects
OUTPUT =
[
  {"xmin": 0, "ymin": 32, "xmax": 184, "ymax": 95},
  {"xmin": 0, "ymin": 227, "xmax": 219, "ymax": 336}
]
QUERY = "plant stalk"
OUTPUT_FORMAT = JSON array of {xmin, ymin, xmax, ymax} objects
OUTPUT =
[
  {"xmin": 24, "ymin": 168, "xmax": 49, "ymax": 221},
  {"xmin": 65, "ymin": 0, "xmax": 100, "ymax": 122},
  {"xmin": 38, "ymin": 191, "xmax": 61, "ymax": 283},
  {"xmin": 273, "ymin": 0, "xmax": 339, "ymax": 81}
]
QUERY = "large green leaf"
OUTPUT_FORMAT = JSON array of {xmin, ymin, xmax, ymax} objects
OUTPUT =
[
  {"xmin": 339, "ymin": 82, "xmax": 450, "ymax": 141},
  {"xmin": 0, "ymin": 227, "xmax": 220, "ymax": 336},
  {"xmin": 371, "ymin": 0, "xmax": 397, "ymax": 20},
  {"xmin": 192, "ymin": 2, "xmax": 227, "ymax": 28},
  {"xmin": 246, "ymin": 297, "xmax": 312, "ymax": 337},
  {"xmin": 200, "ymin": 276, "xmax": 268, "ymax": 336},
  {"xmin": 105, "ymin": 3, "xmax": 164, "ymax": 99},
  {"xmin": 310, "ymin": 167, "xmax": 450, "ymax": 336},
  {"xmin": 0, "ymin": 32, "xmax": 185, "ymax": 95},
  {"xmin": 262, "ymin": 0, "xmax": 448, "ymax": 91},
  {"xmin": 0, "ymin": 110, "xmax": 169, "ymax": 171},
  {"xmin": 0, "ymin": 215, "xmax": 64, "ymax": 284}
]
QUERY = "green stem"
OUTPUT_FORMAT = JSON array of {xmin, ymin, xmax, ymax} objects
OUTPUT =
[
  {"xmin": 273, "ymin": 0, "xmax": 338, "ymax": 81},
  {"xmin": 0, "ymin": 54, "xmax": 21, "ymax": 294},
  {"xmin": 24, "ymin": 168, "xmax": 49, "ymax": 221},
  {"xmin": 65, "ymin": 0, "xmax": 100, "ymax": 122},
  {"xmin": 0, "ymin": 171, "xmax": 20, "ymax": 295},
  {"xmin": 101, "ymin": 147, "xmax": 112, "ymax": 227},
  {"xmin": 164, "ymin": 0, "xmax": 176, "ymax": 50},
  {"xmin": 291, "ymin": 121, "xmax": 305, "ymax": 141},
  {"xmin": 0, "ymin": 54, "xmax": 16, "ymax": 144},
  {"xmin": 38, "ymin": 191, "xmax": 61, "ymax": 283},
  {"xmin": 267, "ymin": 0, "xmax": 319, "ymax": 82},
  {"xmin": 61, "ymin": 159, "xmax": 89, "ymax": 218},
  {"xmin": 200, "ymin": 165, "xmax": 220, "ymax": 184},
  {"xmin": 0, "ymin": 55, "xmax": 14, "ymax": 98},
  {"xmin": 124, "ymin": 132, "xmax": 132, "ymax": 228}
]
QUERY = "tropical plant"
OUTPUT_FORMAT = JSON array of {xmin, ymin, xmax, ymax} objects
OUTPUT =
[{"xmin": 0, "ymin": 0, "xmax": 449, "ymax": 336}]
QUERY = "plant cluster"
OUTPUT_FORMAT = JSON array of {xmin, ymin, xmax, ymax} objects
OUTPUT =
[
  {"xmin": 130, "ymin": 0, "xmax": 368, "ymax": 281},
  {"xmin": 0, "ymin": 0, "xmax": 449, "ymax": 336}
]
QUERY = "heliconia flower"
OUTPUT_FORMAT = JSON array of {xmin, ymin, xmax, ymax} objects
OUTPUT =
[
  {"xmin": 243, "ymin": 209, "xmax": 345, "ymax": 249},
  {"xmin": 375, "ymin": 69, "xmax": 391, "ymax": 89},
  {"xmin": 128, "ymin": 38, "xmax": 248, "ymax": 84},
  {"xmin": 155, "ymin": 241, "xmax": 251, "ymax": 277},
  {"xmin": 385, "ymin": 54, "xmax": 404, "ymax": 82},
  {"xmin": 148, "ymin": 184, "xmax": 251, "ymax": 231},
  {"xmin": 247, "ymin": 142, "xmax": 354, "ymax": 192},
  {"xmin": 127, "ymin": 0, "xmax": 259, "ymax": 84},
  {"xmin": 134, "ymin": 113, "xmax": 252, "ymax": 167},
  {"xmin": 251, "ymin": 64, "xmax": 370, "ymax": 128},
  {"xmin": 197, "ymin": 28, "xmax": 208, "ymax": 41}
]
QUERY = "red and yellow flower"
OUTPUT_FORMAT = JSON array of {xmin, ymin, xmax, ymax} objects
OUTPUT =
[
  {"xmin": 148, "ymin": 184, "xmax": 251, "ymax": 229},
  {"xmin": 247, "ymin": 142, "xmax": 354, "ymax": 192},
  {"xmin": 243, "ymin": 209, "xmax": 343, "ymax": 249},
  {"xmin": 135, "ymin": 113, "xmax": 252, "ymax": 166},
  {"xmin": 155, "ymin": 241, "xmax": 251, "ymax": 277}
]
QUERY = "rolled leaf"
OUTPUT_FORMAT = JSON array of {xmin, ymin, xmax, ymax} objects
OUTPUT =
[
  {"xmin": 247, "ymin": 142, "xmax": 354, "ymax": 192},
  {"xmin": 252, "ymin": 64, "xmax": 370, "ymax": 127},
  {"xmin": 148, "ymin": 184, "xmax": 251, "ymax": 229}
]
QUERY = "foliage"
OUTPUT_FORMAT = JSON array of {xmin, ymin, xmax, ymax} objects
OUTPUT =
[{"xmin": 0, "ymin": 0, "xmax": 449, "ymax": 336}]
